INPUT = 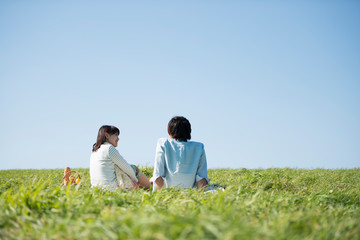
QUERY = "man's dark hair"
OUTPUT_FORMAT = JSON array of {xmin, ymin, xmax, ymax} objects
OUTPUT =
[{"xmin": 167, "ymin": 116, "xmax": 191, "ymax": 142}]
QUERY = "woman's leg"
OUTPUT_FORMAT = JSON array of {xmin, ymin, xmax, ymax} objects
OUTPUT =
[
  {"xmin": 130, "ymin": 164, "xmax": 151, "ymax": 189},
  {"xmin": 137, "ymin": 172, "xmax": 151, "ymax": 189}
]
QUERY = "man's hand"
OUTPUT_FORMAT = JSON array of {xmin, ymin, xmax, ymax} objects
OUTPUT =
[
  {"xmin": 197, "ymin": 178, "xmax": 207, "ymax": 190},
  {"xmin": 155, "ymin": 177, "xmax": 164, "ymax": 190}
]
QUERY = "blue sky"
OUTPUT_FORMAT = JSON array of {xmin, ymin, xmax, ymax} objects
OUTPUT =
[{"xmin": 1, "ymin": 1, "xmax": 359, "ymax": 170}]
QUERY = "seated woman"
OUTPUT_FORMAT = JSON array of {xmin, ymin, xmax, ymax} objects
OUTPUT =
[
  {"xmin": 152, "ymin": 116, "xmax": 209, "ymax": 191},
  {"xmin": 90, "ymin": 125, "xmax": 150, "ymax": 191}
]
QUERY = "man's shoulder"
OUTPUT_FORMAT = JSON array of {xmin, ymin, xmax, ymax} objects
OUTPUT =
[
  {"xmin": 157, "ymin": 138, "xmax": 168, "ymax": 144},
  {"xmin": 157, "ymin": 138, "xmax": 204, "ymax": 149},
  {"xmin": 156, "ymin": 138, "xmax": 170, "ymax": 148},
  {"xmin": 188, "ymin": 141, "xmax": 204, "ymax": 148}
]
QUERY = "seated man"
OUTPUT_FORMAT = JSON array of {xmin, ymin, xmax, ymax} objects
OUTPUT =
[{"xmin": 152, "ymin": 116, "xmax": 209, "ymax": 190}]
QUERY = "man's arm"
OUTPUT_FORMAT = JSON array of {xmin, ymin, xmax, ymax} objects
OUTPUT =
[{"xmin": 155, "ymin": 177, "xmax": 164, "ymax": 190}]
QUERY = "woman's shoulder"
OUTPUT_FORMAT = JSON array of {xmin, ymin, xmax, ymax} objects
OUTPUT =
[
  {"xmin": 90, "ymin": 143, "xmax": 113, "ymax": 160},
  {"xmin": 93, "ymin": 142, "xmax": 113, "ymax": 153},
  {"xmin": 101, "ymin": 142, "xmax": 112, "ymax": 148}
]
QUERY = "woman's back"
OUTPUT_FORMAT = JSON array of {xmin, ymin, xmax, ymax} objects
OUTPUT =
[{"xmin": 90, "ymin": 143, "xmax": 117, "ymax": 190}]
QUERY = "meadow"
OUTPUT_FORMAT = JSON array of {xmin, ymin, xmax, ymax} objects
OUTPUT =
[{"xmin": 0, "ymin": 168, "xmax": 359, "ymax": 240}]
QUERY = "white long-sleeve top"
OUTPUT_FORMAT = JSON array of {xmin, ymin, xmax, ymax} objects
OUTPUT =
[{"xmin": 90, "ymin": 142, "xmax": 138, "ymax": 191}]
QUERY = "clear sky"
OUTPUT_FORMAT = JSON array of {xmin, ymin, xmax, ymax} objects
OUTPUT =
[{"xmin": 1, "ymin": 1, "xmax": 359, "ymax": 170}]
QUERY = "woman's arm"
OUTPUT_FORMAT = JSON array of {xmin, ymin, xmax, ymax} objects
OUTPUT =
[{"xmin": 109, "ymin": 146, "xmax": 138, "ymax": 182}]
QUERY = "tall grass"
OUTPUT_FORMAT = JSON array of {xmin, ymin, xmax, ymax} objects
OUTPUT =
[{"xmin": 0, "ymin": 168, "xmax": 359, "ymax": 239}]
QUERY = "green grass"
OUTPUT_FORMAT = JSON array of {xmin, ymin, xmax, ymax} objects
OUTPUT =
[{"xmin": 0, "ymin": 168, "xmax": 359, "ymax": 239}]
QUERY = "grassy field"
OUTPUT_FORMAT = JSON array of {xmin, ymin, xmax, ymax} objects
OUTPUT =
[{"xmin": 0, "ymin": 168, "xmax": 359, "ymax": 240}]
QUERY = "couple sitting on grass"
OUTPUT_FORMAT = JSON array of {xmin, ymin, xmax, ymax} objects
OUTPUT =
[{"xmin": 90, "ymin": 116, "xmax": 210, "ymax": 192}]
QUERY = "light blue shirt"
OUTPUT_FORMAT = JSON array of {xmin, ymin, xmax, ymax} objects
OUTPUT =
[{"xmin": 152, "ymin": 138, "xmax": 210, "ymax": 190}]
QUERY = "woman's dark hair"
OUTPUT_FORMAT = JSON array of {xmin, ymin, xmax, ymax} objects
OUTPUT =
[
  {"xmin": 168, "ymin": 116, "xmax": 191, "ymax": 142},
  {"xmin": 92, "ymin": 125, "xmax": 120, "ymax": 152}
]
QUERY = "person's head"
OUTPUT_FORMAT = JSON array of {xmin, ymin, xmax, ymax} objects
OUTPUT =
[
  {"xmin": 92, "ymin": 125, "xmax": 120, "ymax": 151},
  {"xmin": 167, "ymin": 116, "xmax": 191, "ymax": 142}
]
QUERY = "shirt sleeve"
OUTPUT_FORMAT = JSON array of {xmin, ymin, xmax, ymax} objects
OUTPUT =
[
  {"xmin": 152, "ymin": 139, "xmax": 166, "ymax": 181},
  {"xmin": 196, "ymin": 144, "xmax": 210, "ymax": 183},
  {"xmin": 109, "ymin": 145, "xmax": 138, "ymax": 182}
]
